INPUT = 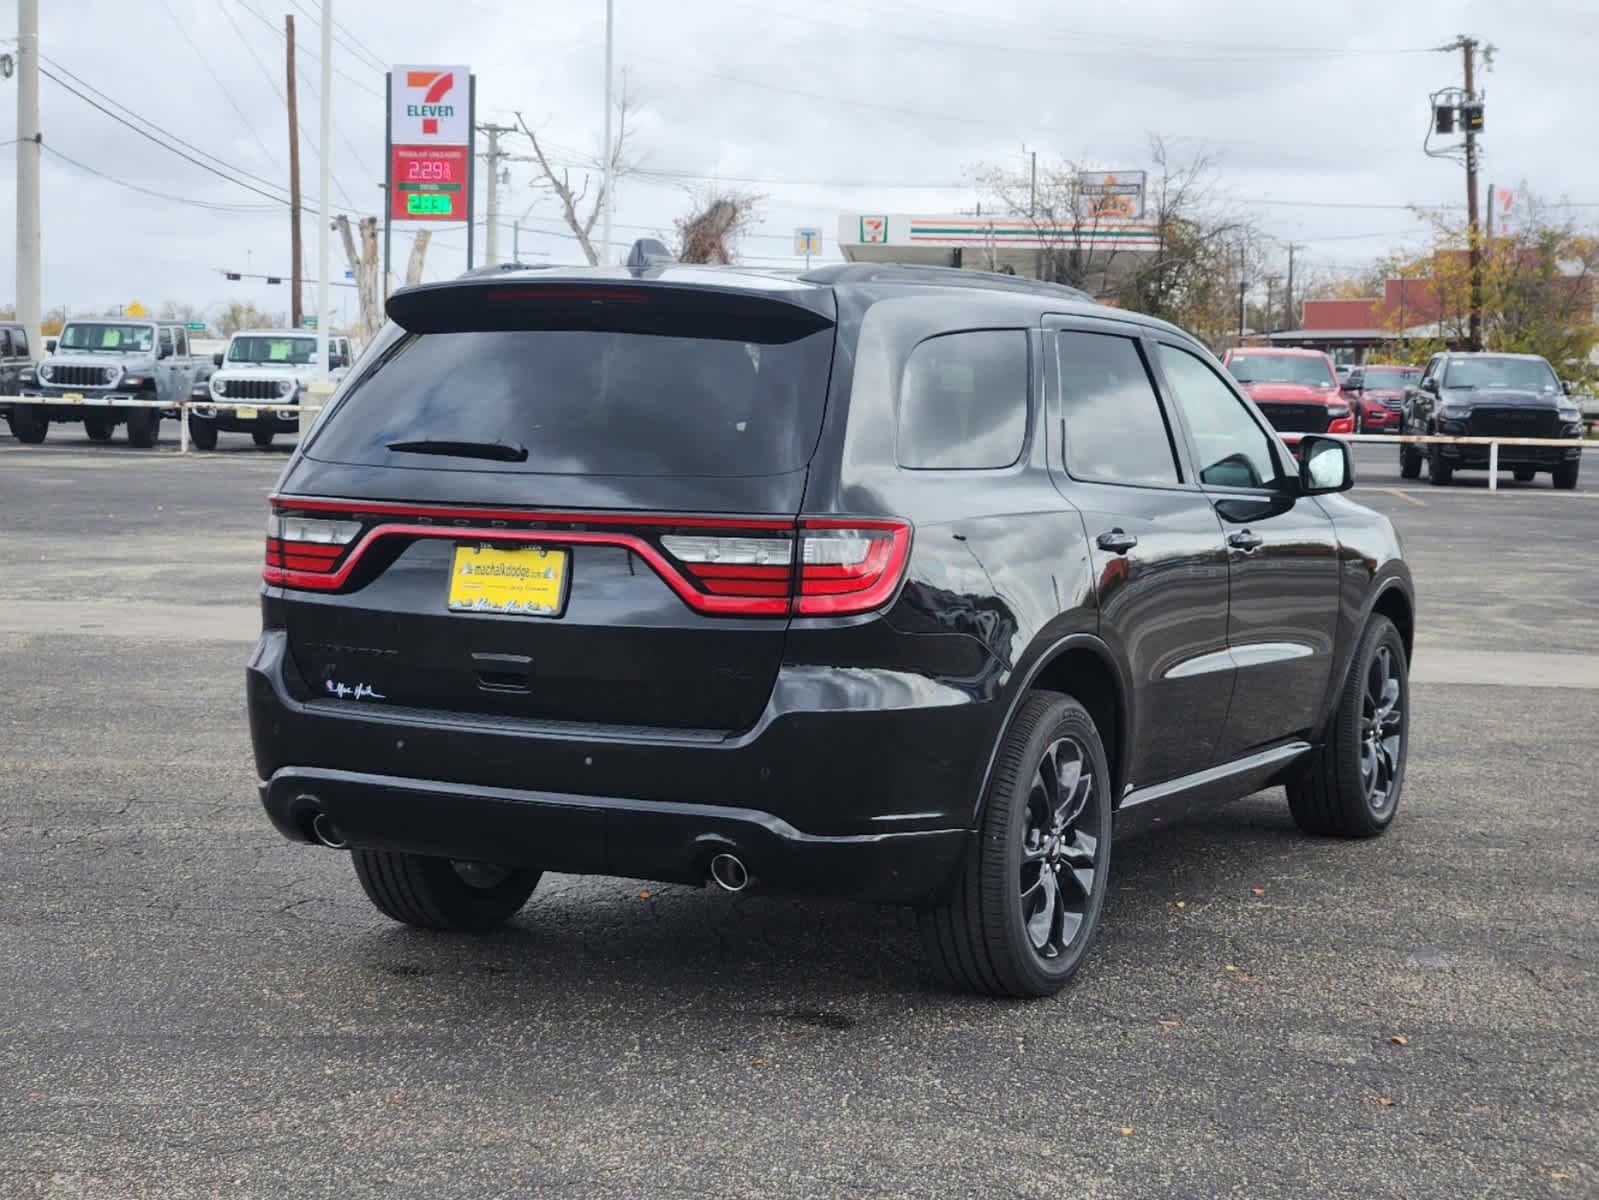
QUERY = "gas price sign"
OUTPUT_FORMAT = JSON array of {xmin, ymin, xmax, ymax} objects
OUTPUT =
[{"xmin": 389, "ymin": 145, "xmax": 469, "ymax": 222}]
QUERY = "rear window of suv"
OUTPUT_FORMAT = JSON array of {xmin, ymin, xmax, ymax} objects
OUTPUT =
[{"xmin": 308, "ymin": 326, "xmax": 835, "ymax": 477}]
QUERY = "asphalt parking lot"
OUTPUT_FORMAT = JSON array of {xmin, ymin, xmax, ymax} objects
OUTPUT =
[{"xmin": 1, "ymin": 430, "xmax": 1595, "ymax": 1198}]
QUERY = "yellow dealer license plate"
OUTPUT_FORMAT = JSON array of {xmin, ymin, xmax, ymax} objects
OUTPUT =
[
  {"xmin": 236, "ymin": 406, "xmax": 259, "ymax": 420},
  {"xmin": 447, "ymin": 544, "xmax": 569, "ymax": 617},
  {"xmin": 62, "ymin": 392, "xmax": 83, "ymax": 401}
]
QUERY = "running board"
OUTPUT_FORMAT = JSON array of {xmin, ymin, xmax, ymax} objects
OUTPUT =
[{"xmin": 1114, "ymin": 741, "xmax": 1313, "ymax": 834}]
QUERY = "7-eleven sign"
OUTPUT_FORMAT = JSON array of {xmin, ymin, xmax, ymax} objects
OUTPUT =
[{"xmin": 391, "ymin": 64, "xmax": 470, "ymax": 144}]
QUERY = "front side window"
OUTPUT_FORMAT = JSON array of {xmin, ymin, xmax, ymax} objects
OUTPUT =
[
  {"xmin": 12, "ymin": 328, "xmax": 26, "ymax": 357},
  {"xmin": 897, "ymin": 330, "xmax": 1029, "ymax": 470},
  {"xmin": 0, "ymin": 331, "xmax": 11, "ymax": 357},
  {"xmin": 1057, "ymin": 331, "xmax": 1180, "ymax": 486},
  {"xmin": 1157, "ymin": 343, "xmax": 1281, "ymax": 491},
  {"xmin": 159, "ymin": 328, "xmax": 175, "ymax": 357}
]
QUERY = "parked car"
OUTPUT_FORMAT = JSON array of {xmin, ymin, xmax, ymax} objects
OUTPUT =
[
  {"xmin": 1400, "ymin": 351, "xmax": 1583, "ymax": 488},
  {"xmin": 190, "ymin": 331, "xmax": 353, "ymax": 450},
  {"xmin": 8, "ymin": 318, "xmax": 202, "ymax": 446},
  {"xmin": 1352, "ymin": 364, "xmax": 1421, "ymax": 434},
  {"xmin": 248, "ymin": 254, "xmax": 1415, "ymax": 997},
  {"xmin": 0, "ymin": 321, "xmax": 33, "ymax": 429},
  {"xmin": 1221, "ymin": 348, "xmax": 1355, "ymax": 438}
]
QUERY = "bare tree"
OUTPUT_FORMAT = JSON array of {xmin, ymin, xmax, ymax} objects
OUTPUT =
[
  {"xmin": 335, "ymin": 215, "xmax": 384, "ymax": 342},
  {"xmin": 973, "ymin": 155, "xmax": 1118, "ymax": 289},
  {"xmin": 675, "ymin": 191, "xmax": 764, "ymax": 264},
  {"xmin": 514, "ymin": 82, "xmax": 639, "ymax": 265},
  {"xmin": 404, "ymin": 230, "xmax": 432, "ymax": 286}
]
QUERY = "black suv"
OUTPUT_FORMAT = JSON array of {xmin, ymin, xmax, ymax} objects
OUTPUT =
[
  {"xmin": 248, "ymin": 255, "xmax": 1415, "ymax": 997},
  {"xmin": 1401, "ymin": 351, "xmax": 1583, "ymax": 488}
]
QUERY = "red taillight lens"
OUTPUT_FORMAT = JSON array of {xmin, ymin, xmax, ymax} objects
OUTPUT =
[
  {"xmin": 796, "ymin": 519, "xmax": 912, "ymax": 616},
  {"xmin": 659, "ymin": 520, "xmax": 912, "ymax": 616},
  {"xmin": 263, "ymin": 512, "xmax": 362, "ymax": 585}
]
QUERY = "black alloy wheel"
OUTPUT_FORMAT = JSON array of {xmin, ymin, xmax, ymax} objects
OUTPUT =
[
  {"xmin": 1287, "ymin": 615, "xmax": 1408, "ymax": 837},
  {"xmin": 1357, "ymin": 641, "xmax": 1405, "ymax": 820},
  {"xmin": 1018, "ymin": 735, "xmax": 1103, "ymax": 961},
  {"xmin": 920, "ymin": 691, "xmax": 1112, "ymax": 997},
  {"xmin": 1399, "ymin": 441, "xmax": 1422, "ymax": 479}
]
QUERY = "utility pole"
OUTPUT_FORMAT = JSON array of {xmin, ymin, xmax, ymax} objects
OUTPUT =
[
  {"xmin": 314, "ymin": 0, "xmax": 331, "ymax": 379},
  {"xmin": 1029, "ymin": 148, "xmax": 1037, "ymax": 218},
  {"xmin": 1285, "ymin": 243, "xmax": 1297, "ymax": 330},
  {"xmin": 477, "ymin": 122, "xmax": 527, "ymax": 266},
  {"xmin": 599, "ymin": 0, "xmax": 614, "ymax": 265},
  {"xmin": 1237, "ymin": 244, "xmax": 1247, "ymax": 341},
  {"xmin": 1461, "ymin": 36, "xmax": 1483, "ymax": 351},
  {"xmin": 285, "ymin": 15, "xmax": 303, "ymax": 328},
  {"xmin": 15, "ymin": 0, "xmax": 41, "ymax": 359}
]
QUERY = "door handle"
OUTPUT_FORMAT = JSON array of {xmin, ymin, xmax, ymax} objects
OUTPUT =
[
  {"xmin": 1096, "ymin": 529, "xmax": 1138, "ymax": 554},
  {"xmin": 1228, "ymin": 530, "xmax": 1265, "ymax": 552}
]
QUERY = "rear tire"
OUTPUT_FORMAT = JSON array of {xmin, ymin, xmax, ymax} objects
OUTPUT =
[
  {"xmin": 8, "ymin": 406, "xmax": 48, "ymax": 444},
  {"xmin": 918, "ymin": 692, "xmax": 1113, "ymax": 997},
  {"xmin": 126, "ymin": 408, "xmax": 160, "ymax": 448},
  {"xmin": 351, "ymin": 849, "xmax": 540, "ymax": 932},
  {"xmin": 1553, "ymin": 459, "xmax": 1580, "ymax": 490},
  {"xmin": 1286, "ymin": 615, "xmax": 1408, "ymax": 838},
  {"xmin": 1399, "ymin": 442, "xmax": 1421, "ymax": 479},
  {"xmin": 1427, "ymin": 448, "xmax": 1453, "ymax": 485},
  {"xmin": 187, "ymin": 417, "xmax": 218, "ymax": 451},
  {"xmin": 84, "ymin": 415, "xmax": 115, "ymax": 442},
  {"xmin": 1512, "ymin": 466, "xmax": 1536, "ymax": 483},
  {"xmin": 252, "ymin": 429, "xmax": 275, "ymax": 448}
]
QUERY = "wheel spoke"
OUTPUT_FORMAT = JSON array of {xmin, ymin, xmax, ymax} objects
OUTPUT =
[
  {"xmin": 1026, "ymin": 864, "xmax": 1059, "ymax": 952},
  {"xmin": 1053, "ymin": 749, "xmax": 1084, "ymax": 828}
]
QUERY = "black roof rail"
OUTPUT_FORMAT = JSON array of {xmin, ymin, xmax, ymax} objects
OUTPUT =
[{"xmin": 798, "ymin": 261, "xmax": 1095, "ymax": 303}]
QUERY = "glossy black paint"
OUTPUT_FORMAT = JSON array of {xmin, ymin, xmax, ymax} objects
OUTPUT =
[
  {"xmin": 1403, "ymin": 351, "xmax": 1584, "ymax": 470},
  {"xmin": 249, "ymin": 262, "xmax": 1414, "ymax": 904}
]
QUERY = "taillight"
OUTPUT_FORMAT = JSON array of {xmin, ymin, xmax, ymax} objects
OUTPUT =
[
  {"xmin": 795, "ymin": 521, "xmax": 909, "ymax": 615},
  {"xmin": 264, "ymin": 512, "xmax": 362, "ymax": 583},
  {"xmin": 660, "ymin": 519, "xmax": 912, "ymax": 616}
]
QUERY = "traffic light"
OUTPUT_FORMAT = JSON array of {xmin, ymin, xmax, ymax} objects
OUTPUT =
[
  {"xmin": 265, "ymin": 276, "xmax": 282, "ymax": 285},
  {"xmin": 1462, "ymin": 101, "xmax": 1485, "ymax": 133},
  {"xmin": 225, "ymin": 272, "xmax": 241, "ymax": 281},
  {"xmin": 1434, "ymin": 103, "xmax": 1455, "ymax": 135}
]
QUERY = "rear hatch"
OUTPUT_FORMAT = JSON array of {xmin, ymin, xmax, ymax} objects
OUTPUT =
[{"xmin": 271, "ymin": 274, "xmax": 839, "ymax": 732}]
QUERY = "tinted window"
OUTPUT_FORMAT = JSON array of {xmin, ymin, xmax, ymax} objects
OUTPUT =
[
  {"xmin": 0, "ymin": 331, "xmax": 11, "ymax": 357},
  {"xmin": 1157, "ymin": 344, "xmax": 1281, "ymax": 490},
  {"xmin": 310, "ymin": 327, "xmax": 834, "ymax": 477},
  {"xmin": 1057, "ymin": 331, "xmax": 1179, "ymax": 486},
  {"xmin": 897, "ymin": 330, "xmax": 1028, "ymax": 470},
  {"xmin": 158, "ymin": 328, "xmax": 175, "ymax": 356},
  {"xmin": 1443, "ymin": 355, "xmax": 1559, "ymax": 392}
]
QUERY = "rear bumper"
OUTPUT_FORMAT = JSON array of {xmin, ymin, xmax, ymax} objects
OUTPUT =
[
  {"xmin": 247, "ymin": 628, "xmax": 996, "ymax": 904},
  {"xmin": 258, "ymin": 766, "xmax": 972, "ymax": 904}
]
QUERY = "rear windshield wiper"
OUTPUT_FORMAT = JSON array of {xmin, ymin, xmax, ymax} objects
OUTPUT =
[{"xmin": 386, "ymin": 438, "xmax": 529, "ymax": 463}]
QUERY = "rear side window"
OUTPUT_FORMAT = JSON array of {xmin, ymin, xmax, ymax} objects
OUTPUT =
[
  {"xmin": 1057, "ymin": 331, "xmax": 1180, "ymax": 486},
  {"xmin": 309, "ymin": 326, "xmax": 834, "ymax": 477},
  {"xmin": 897, "ymin": 330, "xmax": 1028, "ymax": 470}
]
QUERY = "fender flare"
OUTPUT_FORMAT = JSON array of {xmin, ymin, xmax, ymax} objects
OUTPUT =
[{"xmin": 972, "ymin": 631, "xmax": 1133, "ymax": 822}]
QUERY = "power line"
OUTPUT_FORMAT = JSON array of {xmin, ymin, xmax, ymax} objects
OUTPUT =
[
  {"xmin": 236, "ymin": 0, "xmax": 385, "ymax": 99},
  {"xmin": 285, "ymin": 0, "xmax": 388, "ymax": 73},
  {"xmin": 156, "ymin": 0, "xmax": 282, "ymax": 173},
  {"xmin": 40, "ymin": 144, "xmax": 281, "ymax": 213}
]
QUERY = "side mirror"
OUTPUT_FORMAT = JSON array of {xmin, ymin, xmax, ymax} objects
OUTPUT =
[
  {"xmin": 1346, "ymin": 375, "xmax": 1364, "ymax": 393},
  {"xmin": 1298, "ymin": 435, "xmax": 1354, "ymax": 494},
  {"xmin": 45, "ymin": 338, "xmax": 56, "ymax": 354},
  {"xmin": 1561, "ymin": 380, "xmax": 1573, "ymax": 395},
  {"xmin": 1420, "ymin": 377, "xmax": 1439, "ymax": 394},
  {"xmin": 212, "ymin": 352, "xmax": 225, "ymax": 367}
]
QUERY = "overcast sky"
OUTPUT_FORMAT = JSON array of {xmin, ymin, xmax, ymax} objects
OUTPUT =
[{"xmin": 3, "ymin": 0, "xmax": 1596, "ymax": 324}]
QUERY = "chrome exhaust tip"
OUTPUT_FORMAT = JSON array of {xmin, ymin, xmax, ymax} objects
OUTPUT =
[
  {"xmin": 310, "ymin": 811, "xmax": 349, "ymax": 850},
  {"xmin": 708, "ymin": 852, "xmax": 749, "ymax": 894}
]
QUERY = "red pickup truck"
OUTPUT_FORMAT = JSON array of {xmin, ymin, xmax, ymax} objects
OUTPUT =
[{"xmin": 1221, "ymin": 348, "xmax": 1355, "ymax": 436}]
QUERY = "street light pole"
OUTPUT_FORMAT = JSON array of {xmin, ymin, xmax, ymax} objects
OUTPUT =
[
  {"xmin": 600, "ymin": 0, "xmax": 614, "ymax": 266},
  {"xmin": 15, "ymin": 0, "xmax": 41, "ymax": 360},
  {"xmin": 315, "ymin": 0, "xmax": 332, "ymax": 380}
]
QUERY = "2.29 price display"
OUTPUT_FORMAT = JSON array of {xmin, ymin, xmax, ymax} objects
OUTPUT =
[{"xmin": 389, "ymin": 144, "xmax": 469, "ymax": 222}]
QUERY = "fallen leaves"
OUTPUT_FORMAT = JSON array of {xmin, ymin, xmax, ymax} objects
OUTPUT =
[
  {"xmin": 1251, "ymin": 887, "xmax": 1265, "ymax": 897},
  {"xmin": 1390, "ymin": 1035, "xmax": 1408, "ymax": 1046},
  {"xmin": 1119, "ymin": 1126, "xmax": 1134, "ymax": 1137},
  {"xmin": 1371, "ymin": 1096, "xmax": 1395, "ymax": 1107},
  {"xmin": 638, "ymin": 890, "xmax": 651, "ymax": 900},
  {"xmin": 1157, "ymin": 1019, "xmax": 1179, "ymax": 1029}
]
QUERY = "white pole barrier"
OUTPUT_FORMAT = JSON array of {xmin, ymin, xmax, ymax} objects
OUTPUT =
[{"xmin": 1488, "ymin": 440, "xmax": 1499, "ymax": 491}]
